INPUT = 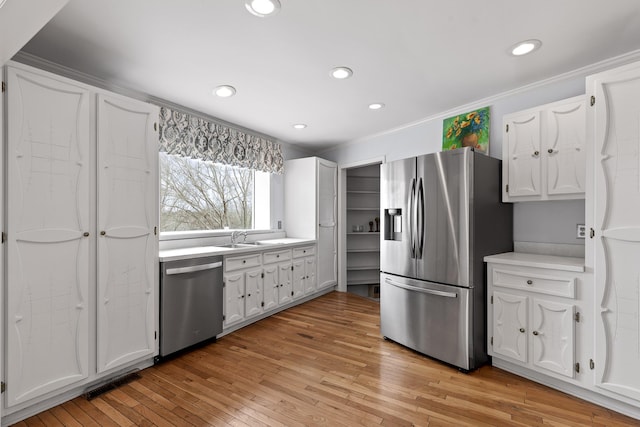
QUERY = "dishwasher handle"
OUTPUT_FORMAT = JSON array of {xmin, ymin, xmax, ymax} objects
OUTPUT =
[
  {"xmin": 384, "ymin": 277, "xmax": 458, "ymax": 298},
  {"xmin": 166, "ymin": 261, "xmax": 223, "ymax": 276}
]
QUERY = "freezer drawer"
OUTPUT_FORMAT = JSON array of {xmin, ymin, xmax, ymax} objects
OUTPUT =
[{"xmin": 380, "ymin": 273, "xmax": 472, "ymax": 370}]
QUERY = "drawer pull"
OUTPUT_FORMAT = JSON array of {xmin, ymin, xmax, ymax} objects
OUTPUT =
[
  {"xmin": 526, "ymin": 279, "xmax": 533, "ymax": 285},
  {"xmin": 532, "ymin": 331, "xmax": 539, "ymax": 336},
  {"xmin": 519, "ymin": 328, "xmax": 525, "ymax": 333}
]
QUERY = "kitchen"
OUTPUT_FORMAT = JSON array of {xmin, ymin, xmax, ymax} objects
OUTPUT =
[{"xmin": 2, "ymin": 0, "xmax": 640, "ymax": 425}]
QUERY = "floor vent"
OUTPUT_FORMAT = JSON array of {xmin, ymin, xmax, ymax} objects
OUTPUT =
[{"xmin": 84, "ymin": 370, "xmax": 141, "ymax": 400}]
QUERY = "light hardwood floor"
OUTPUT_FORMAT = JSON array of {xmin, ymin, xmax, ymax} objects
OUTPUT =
[{"xmin": 13, "ymin": 292, "xmax": 639, "ymax": 426}]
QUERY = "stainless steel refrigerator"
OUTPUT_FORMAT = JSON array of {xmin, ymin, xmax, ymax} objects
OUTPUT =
[{"xmin": 380, "ymin": 147, "xmax": 512, "ymax": 371}]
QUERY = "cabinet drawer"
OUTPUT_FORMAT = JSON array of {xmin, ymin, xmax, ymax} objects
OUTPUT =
[
  {"xmin": 492, "ymin": 268, "xmax": 575, "ymax": 298},
  {"xmin": 293, "ymin": 245, "xmax": 315, "ymax": 258},
  {"xmin": 225, "ymin": 253, "xmax": 262, "ymax": 272},
  {"xmin": 263, "ymin": 249, "xmax": 292, "ymax": 264}
]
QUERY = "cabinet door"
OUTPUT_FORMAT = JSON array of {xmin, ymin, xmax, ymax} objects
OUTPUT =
[
  {"xmin": 263, "ymin": 265, "xmax": 279, "ymax": 311},
  {"xmin": 245, "ymin": 268, "xmax": 263, "ymax": 318},
  {"xmin": 590, "ymin": 62, "xmax": 640, "ymax": 401},
  {"xmin": 504, "ymin": 111, "xmax": 542, "ymax": 198},
  {"xmin": 278, "ymin": 263, "xmax": 293, "ymax": 305},
  {"xmin": 546, "ymin": 99, "xmax": 586, "ymax": 195},
  {"xmin": 6, "ymin": 66, "xmax": 90, "ymax": 406},
  {"xmin": 224, "ymin": 273, "xmax": 245, "ymax": 327},
  {"xmin": 96, "ymin": 93, "xmax": 158, "ymax": 373},
  {"xmin": 304, "ymin": 256, "xmax": 317, "ymax": 294},
  {"xmin": 292, "ymin": 259, "xmax": 305, "ymax": 299},
  {"xmin": 318, "ymin": 159, "xmax": 337, "ymax": 288},
  {"xmin": 531, "ymin": 298, "xmax": 575, "ymax": 378},
  {"xmin": 493, "ymin": 291, "xmax": 528, "ymax": 363}
]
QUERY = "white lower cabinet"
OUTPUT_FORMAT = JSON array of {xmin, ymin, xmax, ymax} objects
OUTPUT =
[
  {"xmin": 223, "ymin": 244, "xmax": 319, "ymax": 331},
  {"xmin": 3, "ymin": 62, "xmax": 159, "ymax": 413},
  {"xmin": 486, "ymin": 253, "xmax": 590, "ymax": 385}
]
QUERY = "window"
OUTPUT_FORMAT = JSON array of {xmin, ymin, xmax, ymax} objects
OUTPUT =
[{"xmin": 160, "ymin": 152, "xmax": 269, "ymax": 233}]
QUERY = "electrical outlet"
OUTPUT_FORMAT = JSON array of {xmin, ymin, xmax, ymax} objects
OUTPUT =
[
  {"xmin": 577, "ymin": 224, "xmax": 586, "ymax": 239},
  {"xmin": 277, "ymin": 220, "xmax": 282, "ymax": 230}
]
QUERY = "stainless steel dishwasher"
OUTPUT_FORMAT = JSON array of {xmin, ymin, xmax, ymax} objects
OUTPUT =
[{"xmin": 159, "ymin": 256, "xmax": 224, "ymax": 358}]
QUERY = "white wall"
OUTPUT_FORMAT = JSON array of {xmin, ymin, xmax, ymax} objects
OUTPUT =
[{"xmin": 312, "ymin": 53, "xmax": 640, "ymax": 248}]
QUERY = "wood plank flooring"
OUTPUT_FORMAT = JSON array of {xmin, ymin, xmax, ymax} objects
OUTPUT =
[{"xmin": 13, "ymin": 291, "xmax": 639, "ymax": 426}]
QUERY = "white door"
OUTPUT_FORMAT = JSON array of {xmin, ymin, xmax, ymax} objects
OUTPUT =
[
  {"xmin": 492, "ymin": 291, "xmax": 528, "ymax": 363},
  {"xmin": 292, "ymin": 259, "xmax": 305, "ymax": 299},
  {"xmin": 304, "ymin": 256, "xmax": 317, "ymax": 294},
  {"xmin": 278, "ymin": 263, "xmax": 293, "ymax": 305},
  {"xmin": 6, "ymin": 65, "xmax": 90, "ymax": 406},
  {"xmin": 531, "ymin": 298, "xmax": 575, "ymax": 378},
  {"xmin": 505, "ymin": 112, "xmax": 542, "ymax": 198},
  {"xmin": 96, "ymin": 93, "xmax": 158, "ymax": 373},
  {"xmin": 224, "ymin": 273, "xmax": 245, "ymax": 327},
  {"xmin": 245, "ymin": 268, "xmax": 263, "ymax": 318},
  {"xmin": 590, "ymin": 62, "xmax": 640, "ymax": 401},
  {"xmin": 263, "ymin": 265, "xmax": 279, "ymax": 311},
  {"xmin": 317, "ymin": 159, "xmax": 337, "ymax": 288},
  {"xmin": 546, "ymin": 98, "xmax": 586, "ymax": 195}
]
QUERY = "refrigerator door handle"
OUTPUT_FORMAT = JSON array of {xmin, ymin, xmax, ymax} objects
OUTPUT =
[
  {"xmin": 409, "ymin": 178, "xmax": 416, "ymax": 258},
  {"xmin": 417, "ymin": 177, "xmax": 425, "ymax": 258},
  {"xmin": 384, "ymin": 277, "xmax": 458, "ymax": 298}
]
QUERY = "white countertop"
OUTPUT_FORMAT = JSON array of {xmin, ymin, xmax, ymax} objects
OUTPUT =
[
  {"xmin": 159, "ymin": 238, "xmax": 315, "ymax": 262},
  {"xmin": 484, "ymin": 252, "xmax": 585, "ymax": 273}
]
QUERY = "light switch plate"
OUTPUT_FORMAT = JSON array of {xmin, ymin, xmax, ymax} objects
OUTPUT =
[{"xmin": 577, "ymin": 224, "xmax": 586, "ymax": 239}]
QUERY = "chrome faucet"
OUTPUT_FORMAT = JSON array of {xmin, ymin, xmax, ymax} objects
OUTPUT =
[{"xmin": 230, "ymin": 230, "xmax": 248, "ymax": 244}]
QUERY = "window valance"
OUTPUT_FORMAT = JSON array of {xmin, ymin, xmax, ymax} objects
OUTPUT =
[{"xmin": 158, "ymin": 106, "xmax": 284, "ymax": 174}]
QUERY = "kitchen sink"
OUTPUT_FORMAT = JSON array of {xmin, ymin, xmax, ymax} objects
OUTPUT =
[{"xmin": 217, "ymin": 242, "xmax": 265, "ymax": 249}]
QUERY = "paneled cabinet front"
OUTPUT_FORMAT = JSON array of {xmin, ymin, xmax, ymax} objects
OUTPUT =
[
  {"xmin": 5, "ymin": 64, "xmax": 91, "ymax": 407},
  {"xmin": 486, "ymin": 256, "xmax": 589, "ymax": 385},
  {"xmin": 502, "ymin": 96, "xmax": 586, "ymax": 202},
  {"xmin": 4, "ymin": 63, "xmax": 159, "ymax": 408}
]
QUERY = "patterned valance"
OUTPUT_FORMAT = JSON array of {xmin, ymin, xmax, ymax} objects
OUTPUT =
[{"xmin": 158, "ymin": 106, "xmax": 284, "ymax": 174}]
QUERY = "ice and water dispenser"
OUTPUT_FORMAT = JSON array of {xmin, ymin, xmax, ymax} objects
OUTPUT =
[{"xmin": 384, "ymin": 208, "xmax": 402, "ymax": 241}]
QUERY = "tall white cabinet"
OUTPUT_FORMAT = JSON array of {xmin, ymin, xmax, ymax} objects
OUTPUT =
[
  {"xmin": 3, "ymin": 62, "xmax": 158, "ymax": 412},
  {"xmin": 586, "ymin": 60, "xmax": 640, "ymax": 405},
  {"xmin": 284, "ymin": 157, "xmax": 337, "ymax": 290}
]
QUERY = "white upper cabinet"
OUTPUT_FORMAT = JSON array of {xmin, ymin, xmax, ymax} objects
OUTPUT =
[
  {"xmin": 503, "ymin": 96, "xmax": 586, "ymax": 202},
  {"xmin": 96, "ymin": 93, "xmax": 159, "ymax": 373},
  {"xmin": 587, "ymin": 60, "xmax": 640, "ymax": 403},
  {"xmin": 5, "ymin": 64, "xmax": 90, "ymax": 406}
]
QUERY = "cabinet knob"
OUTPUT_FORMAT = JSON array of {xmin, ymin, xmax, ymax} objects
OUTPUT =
[
  {"xmin": 243, "ymin": 260, "xmax": 246, "ymax": 264},
  {"xmin": 548, "ymin": 148, "xmax": 554, "ymax": 154},
  {"xmin": 277, "ymin": 254, "xmax": 280, "ymax": 258},
  {"xmin": 83, "ymin": 232, "xmax": 90, "ymax": 237},
  {"xmin": 519, "ymin": 328, "xmax": 525, "ymax": 333},
  {"xmin": 526, "ymin": 279, "xmax": 533, "ymax": 285},
  {"xmin": 247, "ymin": 293, "xmax": 251, "ymax": 297},
  {"xmin": 532, "ymin": 331, "xmax": 539, "ymax": 336},
  {"xmin": 100, "ymin": 231, "xmax": 106, "ymax": 236},
  {"xmin": 533, "ymin": 151, "xmax": 539, "ymax": 156}
]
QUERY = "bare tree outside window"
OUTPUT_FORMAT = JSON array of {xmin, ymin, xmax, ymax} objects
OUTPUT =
[{"xmin": 160, "ymin": 153, "xmax": 254, "ymax": 231}]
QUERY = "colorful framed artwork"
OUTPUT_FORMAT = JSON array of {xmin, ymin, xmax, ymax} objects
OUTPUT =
[{"xmin": 442, "ymin": 106, "xmax": 490, "ymax": 154}]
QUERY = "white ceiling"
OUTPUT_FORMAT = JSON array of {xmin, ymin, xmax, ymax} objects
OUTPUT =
[{"xmin": 20, "ymin": 0, "xmax": 640, "ymax": 152}]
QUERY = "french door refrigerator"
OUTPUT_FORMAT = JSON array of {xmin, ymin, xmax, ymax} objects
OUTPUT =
[{"xmin": 380, "ymin": 147, "xmax": 512, "ymax": 371}]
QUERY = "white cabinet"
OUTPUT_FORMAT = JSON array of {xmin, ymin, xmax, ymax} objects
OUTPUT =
[
  {"xmin": 284, "ymin": 157, "xmax": 337, "ymax": 290},
  {"xmin": 277, "ymin": 261, "xmax": 293, "ymax": 305},
  {"xmin": 224, "ymin": 272, "xmax": 245, "ymax": 326},
  {"xmin": 586, "ymin": 60, "xmax": 640, "ymax": 403},
  {"xmin": 5, "ymin": 63, "xmax": 91, "ymax": 407},
  {"xmin": 244, "ymin": 268, "xmax": 264, "ymax": 318},
  {"xmin": 502, "ymin": 96, "xmax": 586, "ymax": 202},
  {"xmin": 486, "ymin": 253, "xmax": 590, "ymax": 384},
  {"xmin": 96, "ymin": 93, "xmax": 158, "ymax": 374},
  {"xmin": 4, "ymin": 63, "xmax": 159, "ymax": 408},
  {"xmin": 223, "ymin": 252, "xmax": 261, "ymax": 328},
  {"xmin": 292, "ymin": 245, "xmax": 316, "ymax": 296}
]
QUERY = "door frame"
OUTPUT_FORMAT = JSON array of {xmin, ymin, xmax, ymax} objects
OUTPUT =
[{"xmin": 337, "ymin": 156, "xmax": 385, "ymax": 292}]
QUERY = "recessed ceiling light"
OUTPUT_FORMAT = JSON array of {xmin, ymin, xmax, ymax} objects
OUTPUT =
[
  {"xmin": 510, "ymin": 39, "xmax": 542, "ymax": 56},
  {"xmin": 331, "ymin": 67, "xmax": 353, "ymax": 80},
  {"xmin": 213, "ymin": 85, "xmax": 236, "ymax": 98},
  {"xmin": 245, "ymin": 0, "xmax": 281, "ymax": 17},
  {"xmin": 368, "ymin": 103, "xmax": 385, "ymax": 110},
  {"xmin": 293, "ymin": 124, "xmax": 307, "ymax": 129}
]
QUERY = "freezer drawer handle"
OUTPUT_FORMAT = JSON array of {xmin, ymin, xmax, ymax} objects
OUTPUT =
[
  {"xmin": 384, "ymin": 278, "xmax": 457, "ymax": 298},
  {"xmin": 166, "ymin": 261, "xmax": 223, "ymax": 275}
]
